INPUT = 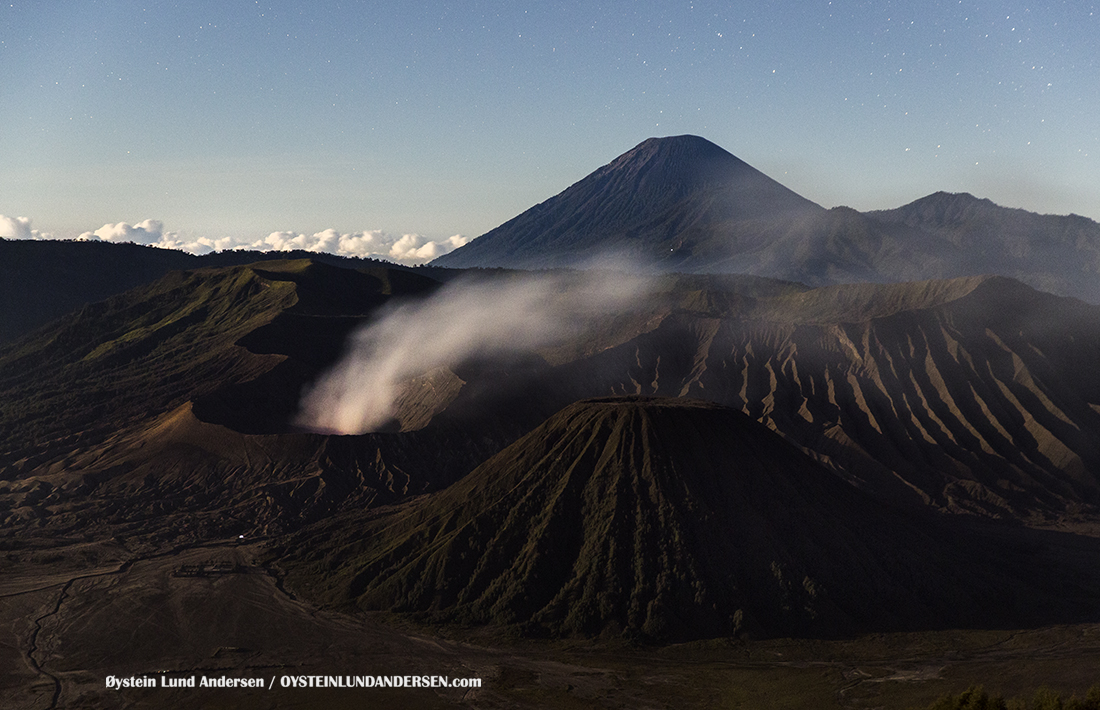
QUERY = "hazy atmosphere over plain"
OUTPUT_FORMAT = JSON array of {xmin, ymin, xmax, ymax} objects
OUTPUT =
[{"xmin": 1, "ymin": 0, "xmax": 1097, "ymax": 260}]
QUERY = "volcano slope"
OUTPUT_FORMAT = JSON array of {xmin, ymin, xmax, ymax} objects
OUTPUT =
[
  {"xmin": 0, "ymin": 238, "xmax": 460, "ymax": 345},
  {"xmin": 5, "ymin": 255, "xmax": 1100, "ymax": 707},
  {"xmin": 276, "ymin": 396, "xmax": 1091, "ymax": 642},
  {"xmin": 432, "ymin": 135, "xmax": 1100, "ymax": 304},
  {"xmin": 0, "ymin": 258, "xmax": 516, "ymax": 547},
  {"xmin": 0, "ymin": 258, "xmax": 704, "ymax": 549},
  {"xmin": 0, "ymin": 259, "xmax": 710, "ymax": 549},
  {"xmin": 431, "ymin": 134, "xmax": 826, "ymax": 272},
  {"xmin": 418, "ymin": 274, "xmax": 1100, "ymax": 523},
  {"xmin": 8, "ymin": 260, "xmax": 1096, "ymax": 548}
]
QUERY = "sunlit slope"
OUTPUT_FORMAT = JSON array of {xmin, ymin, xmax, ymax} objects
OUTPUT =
[
  {"xmin": 277, "ymin": 397, "xmax": 1062, "ymax": 641},
  {"xmin": 0, "ymin": 258, "xmax": 442, "ymax": 452},
  {"xmin": 0, "ymin": 261, "xmax": 296, "ymax": 465}
]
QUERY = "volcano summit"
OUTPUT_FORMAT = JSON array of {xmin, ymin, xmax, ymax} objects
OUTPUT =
[
  {"xmin": 432, "ymin": 135, "xmax": 823, "ymax": 271},
  {"xmin": 433, "ymin": 135, "xmax": 1100, "ymax": 303}
]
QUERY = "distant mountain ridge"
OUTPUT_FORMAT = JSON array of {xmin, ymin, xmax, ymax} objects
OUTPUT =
[
  {"xmin": 0, "ymin": 239, "xmax": 439, "ymax": 344},
  {"xmin": 868, "ymin": 191, "xmax": 1100, "ymax": 300},
  {"xmin": 432, "ymin": 136, "xmax": 1100, "ymax": 303},
  {"xmin": 4, "ymin": 138, "xmax": 1097, "ymax": 348}
]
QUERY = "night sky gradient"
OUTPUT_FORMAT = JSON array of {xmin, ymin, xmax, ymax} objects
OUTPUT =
[{"xmin": 2, "ymin": 1, "xmax": 1097, "ymax": 260}]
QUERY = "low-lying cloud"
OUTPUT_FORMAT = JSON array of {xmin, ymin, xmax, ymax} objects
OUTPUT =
[
  {"xmin": 0, "ymin": 215, "xmax": 49, "ymax": 240},
  {"xmin": 297, "ymin": 268, "xmax": 650, "ymax": 434},
  {"xmin": 79, "ymin": 219, "xmax": 166, "ymax": 244},
  {"xmin": 75, "ymin": 219, "xmax": 238, "ymax": 253},
  {"xmin": 15, "ymin": 217, "xmax": 473, "ymax": 265},
  {"xmin": 258, "ymin": 229, "xmax": 468, "ymax": 263}
]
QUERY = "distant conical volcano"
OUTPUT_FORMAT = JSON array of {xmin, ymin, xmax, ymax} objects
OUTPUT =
[
  {"xmin": 279, "ymin": 396, "xmax": 1038, "ymax": 641},
  {"xmin": 432, "ymin": 136, "xmax": 1100, "ymax": 303},
  {"xmin": 431, "ymin": 135, "xmax": 822, "ymax": 270}
]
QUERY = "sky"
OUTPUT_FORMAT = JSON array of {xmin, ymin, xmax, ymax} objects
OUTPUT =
[{"xmin": 1, "ymin": 0, "xmax": 1097, "ymax": 262}]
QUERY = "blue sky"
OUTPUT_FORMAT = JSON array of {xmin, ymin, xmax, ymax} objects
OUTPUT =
[{"xmin": 1, "ymin": 0, "xmax": 1097, "ymax": 260}]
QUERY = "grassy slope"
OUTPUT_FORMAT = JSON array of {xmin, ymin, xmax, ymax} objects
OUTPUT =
[
  {"xmin": 0, "ymin": 258, "xmax": 437, "ymax": 469},
  {"xmin": 0, "ymin": 238, "xmax": 443, "ymax": 344}
]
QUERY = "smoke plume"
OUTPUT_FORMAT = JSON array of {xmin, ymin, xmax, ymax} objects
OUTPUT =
[{"xmin": 297, "ymin": 268, "xmax": 649, "ymax": 434}]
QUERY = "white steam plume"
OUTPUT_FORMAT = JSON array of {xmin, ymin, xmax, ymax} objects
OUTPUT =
[{"xmin": 297, "ymin": 269, "xmax": 649, "ymax": 434}]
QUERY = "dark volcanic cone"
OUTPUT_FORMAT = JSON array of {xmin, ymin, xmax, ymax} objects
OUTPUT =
[
  {"xmin": 280, "ymin": 396, "xmax": 1032, "ymax": 641},
  {"xmin": 430, "ymin": 137, "xmax": 1100, "ymax": 302},
  {"xmin": 431, "ymin": 135, "xmax": 822, "ymax": 270}
]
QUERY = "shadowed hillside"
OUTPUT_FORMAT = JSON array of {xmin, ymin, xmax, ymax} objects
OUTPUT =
[
  {"xmin": 6, "ymin": 261, "xmax": 1095, "ymax": 544},
  {"xmin": 0, "ymin": 239, "xmax": 199, "ymax": 344},
  {"xmin": 351, "ymin": 273, "xmax": 1100, "ymax": 522},
  {"xmin": 276, "ymin": 397, "xmax": 1093, "ymax": 641},
  {"xmin": 0, "ymin": 239, "xmax": 449, "ymax": 344},
  {"xmin": 0, "ymin": 259, "xmax": 418, "ymax": 461},
  {"xmin": 0, "ymin": 259, "xmax": 508, "ymax": 546},
  {"xmin": 3, "ymin": 254, "xmax": 1100, "ymax": 710},
  {"xmin": 604, "ymin": 276, "xmax": 1100, "ymax": 519},
  {"xmin": 3, "ymin": 258, "xmax": 1099, "ymax": 545}
]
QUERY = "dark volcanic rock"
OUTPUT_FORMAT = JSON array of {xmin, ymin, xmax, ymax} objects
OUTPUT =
[
  {"xmin": 0, "ymin": 259, "xmax": 482, "ymax": 543},
  {"xmin": 279, "ymin": 396, "xmax": 1049, "ymax": 641},
  {"xmin": 395, "ymin": 274, "xmax": 1100, "ymax": 522},
  {"xmin": 431, "ymin": 135, "xmax": 823, "ymax": 271}
]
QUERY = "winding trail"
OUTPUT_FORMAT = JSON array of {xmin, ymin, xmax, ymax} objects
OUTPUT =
[
  {"xmin": 16, "ymin": 560, "xmax": 134, "ymax": 709},
  {"xmin": 6, "ymin": 538, "xmax": 1100, "ymax": 710},
  {"xmin": 6, "ymin": 538, "xmax": 258, "ymax": 709}
]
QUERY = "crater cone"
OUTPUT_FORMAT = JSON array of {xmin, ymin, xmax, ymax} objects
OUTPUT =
[{"xmin": 281, "ymin": 396, "xmax": 1023, "ymax": 640}]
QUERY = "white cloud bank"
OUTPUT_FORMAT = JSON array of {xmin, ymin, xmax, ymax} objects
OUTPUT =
[
  {"xmin": 0, "ymin": 215, "xmax": 51, "ymax": 240},
  {"xmin": 257, "ymin": 229, "xmax": 468, "ymax": 263},
  {"xmin": 55, "ymin": 219, "xmax": 468, "ymax": 265}
]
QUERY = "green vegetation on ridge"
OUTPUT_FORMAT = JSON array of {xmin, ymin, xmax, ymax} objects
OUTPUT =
[{"xmin": 0, "ymin": 259, "xmax": 438, "ymax": 468}]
